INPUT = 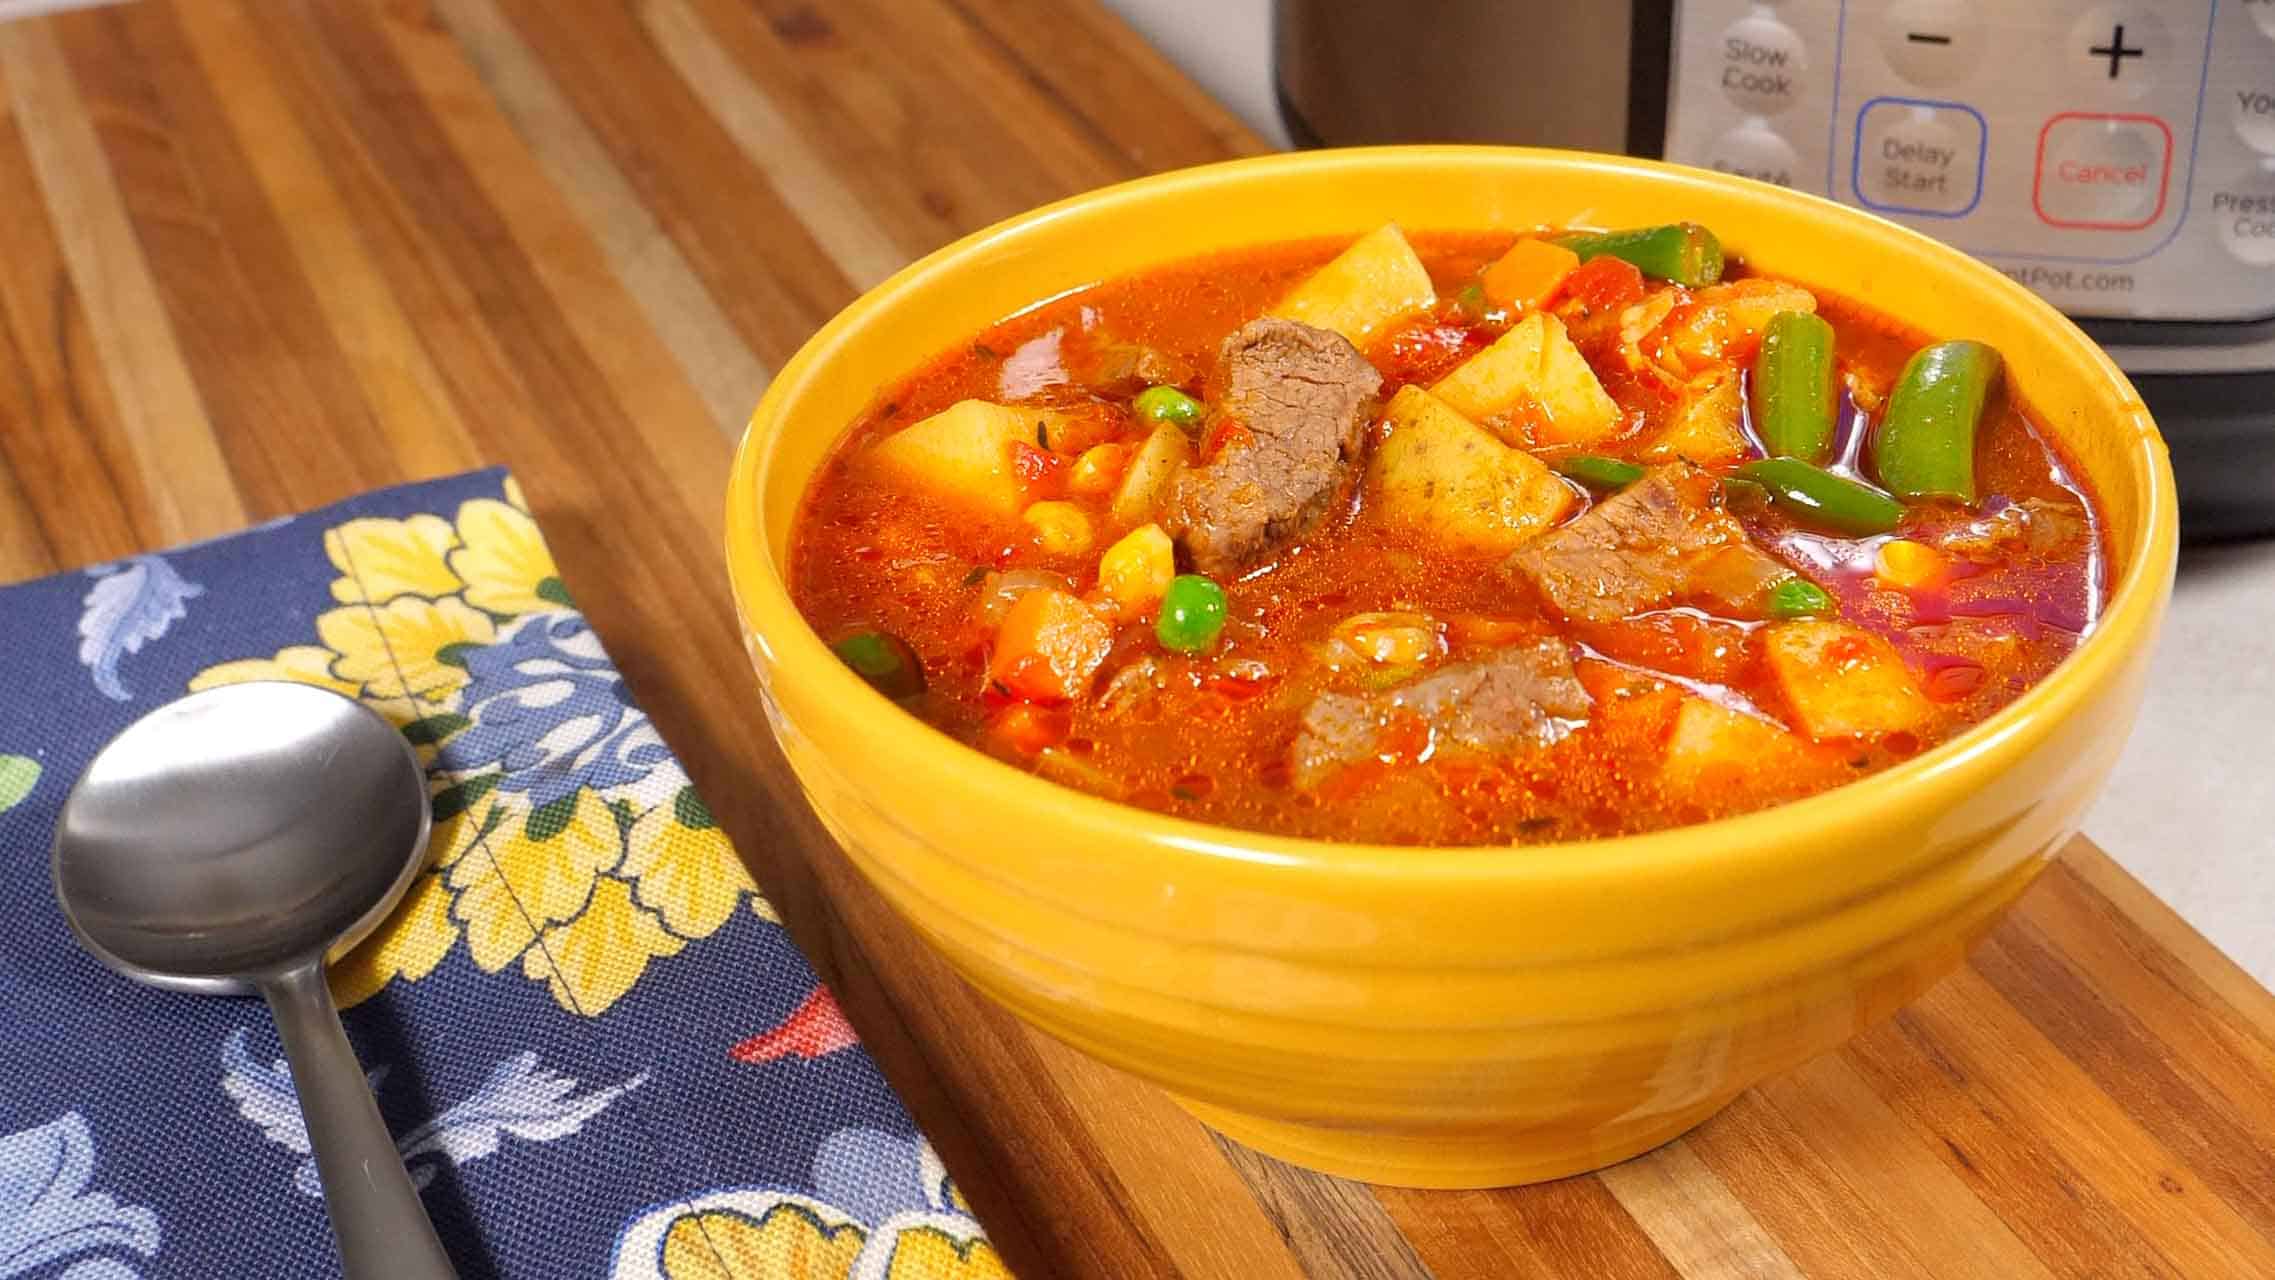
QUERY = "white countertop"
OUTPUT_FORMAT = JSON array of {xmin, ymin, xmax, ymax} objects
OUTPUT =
[{"xmin": 1112, "ymin": 0, "xmax": 2275, "ymax": 983}]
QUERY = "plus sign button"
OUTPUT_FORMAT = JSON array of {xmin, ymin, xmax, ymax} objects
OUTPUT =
[{"xmin": 2066, "ymin": 6, "xmax": 2168, "ymax": 100}]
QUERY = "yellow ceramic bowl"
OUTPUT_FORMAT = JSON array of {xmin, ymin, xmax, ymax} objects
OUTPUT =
[{"xmin": 724, "ymin": 147, "xmax": 2176, "ymax": 1188}]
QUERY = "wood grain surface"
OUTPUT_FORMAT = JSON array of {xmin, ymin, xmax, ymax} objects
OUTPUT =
[{"xmin": 1, "ymin": 3, "xmax": 2268, "ymax": 1276}]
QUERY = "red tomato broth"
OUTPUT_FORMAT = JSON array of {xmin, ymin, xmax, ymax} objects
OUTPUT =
[{"xmin": 789, "ymin": 232, "xmax": 2108, "ymax": 846}]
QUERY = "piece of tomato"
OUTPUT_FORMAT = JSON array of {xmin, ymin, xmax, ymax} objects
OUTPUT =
[{"xmin": 1563, "ymin": 256, "xmax": 1647, "ymax": 315}]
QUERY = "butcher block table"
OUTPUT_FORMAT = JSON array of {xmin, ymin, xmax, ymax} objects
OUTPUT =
[{"xmin": 3, "ymin": 2, "xmax": 2272, "ymax": 1276}]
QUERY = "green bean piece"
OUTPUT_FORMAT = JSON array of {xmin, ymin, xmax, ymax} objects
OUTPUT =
[
  {"xmin": 1553, "ymin": 223, "xmax": 1725, "ymax": 286},
  {"xmin": 833, "ymin": 629, "xmax": 926, "ymax": 699},
  {"xmin": 1736, "ymin": 458, "xmax": 1906, "ymax": 536},
  {"xmin": 1555, "ymin": 454, "xmax": 1646, "ymax": 491},
  {"xmin": 1750, "ymin": 311, "xmax": 1838, "ymax": 463},
  {"xmin": 1766, "ymin": 578, "xmax": 1833, "ymax": 619},
  {"xmin": 1133, "ymin": 384, "xmax": 1205, "ymax": 429},
  {"xmin": 1156, "ymin": 574, "xmax": 1228, "ymax": 653},
  {"xmin": 1872, "ymin": 340, "xmax": 2002, "ymax": 503}
]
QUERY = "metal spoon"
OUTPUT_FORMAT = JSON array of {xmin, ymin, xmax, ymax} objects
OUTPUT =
[{"xmin": 51, "ymin": 682, "xmax": 459, "ymax": 1280}]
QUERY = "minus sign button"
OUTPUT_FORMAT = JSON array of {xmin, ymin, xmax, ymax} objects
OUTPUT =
[{"xmin": 1882, "ymin": 5, "xmax": 1979, "ymax": 85}]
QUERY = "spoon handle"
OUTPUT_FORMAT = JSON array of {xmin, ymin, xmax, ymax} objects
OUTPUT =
[{"xmin": 261, "ymin": 962, "xmax": 460, "ymax": 1280}]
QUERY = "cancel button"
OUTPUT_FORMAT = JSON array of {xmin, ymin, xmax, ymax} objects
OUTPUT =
[{"xmin": 2033, "ymin": 113, "xmax": 2172, "ymax": 229}]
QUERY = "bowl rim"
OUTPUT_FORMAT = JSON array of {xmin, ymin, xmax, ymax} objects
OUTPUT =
[{"xmin": 725, "ymin": 145, "xmax": 2177, "ymax": 890}]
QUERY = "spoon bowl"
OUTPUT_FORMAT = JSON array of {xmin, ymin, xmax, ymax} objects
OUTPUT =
[{"xmin": 53, "ymin": 681, "xmax": 430, "ymax": 993}]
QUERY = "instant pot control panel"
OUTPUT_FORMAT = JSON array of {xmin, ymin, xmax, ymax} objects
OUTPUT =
[{"xmin": 1663, "ymin": 0, "xmax": 2275, "ymax": 326}]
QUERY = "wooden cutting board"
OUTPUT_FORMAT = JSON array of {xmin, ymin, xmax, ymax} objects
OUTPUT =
[{"xmin": 2, "ymin": 2, "xmax": 2269, "ymax": 1275}]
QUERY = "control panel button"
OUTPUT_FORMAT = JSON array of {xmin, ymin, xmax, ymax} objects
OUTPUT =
[
  {"xmin": 2213, "ymin": 165, "xmax": 2275, "ymax": 266},
  {"xmin": 2034, "ymin": 114, "xmax": 2172, "ymax": 229},
  {"xmin": 2067, "ymin": 6, "xmax": 2168, "ymax": 100},
  {"xmin": 2236, "ymin": 79, "xmax": 2275, "ymax": 156},
  {"xmin": 1853, "ymin": 98, "xmax": 1985, "ymax": 217},
  {"xmin": 1877, "ymin": 0, "xmax": 1983, "ymax": 88},
  {"xmin": 1705, "ymin": 124, "xmax": 1804, "ymax": 188},
  {"xmin": 1717, "ymin": 14, "xmax": 1806, "ymax": 116}
]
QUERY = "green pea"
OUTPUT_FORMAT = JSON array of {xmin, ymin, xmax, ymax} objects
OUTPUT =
[
  {"xmin": 1766, "ymin": 578, "xmax": 1833, "ymax": 619},
  {"xmin": 832, "ymin": 629, "xmax": 926, "ymax": 699},
  {"xmin": 1155, "ymin": 574, "xmax": 1227, "ymax": 653},
  {"xmin": 1134, "ymin": 384, "xmax": 1205, "ymax": 429}
]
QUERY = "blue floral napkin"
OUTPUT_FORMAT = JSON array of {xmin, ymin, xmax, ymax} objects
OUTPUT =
[{"xmin": 0, "ymin": 468, "xmax": 1002, "ymax": 1280}]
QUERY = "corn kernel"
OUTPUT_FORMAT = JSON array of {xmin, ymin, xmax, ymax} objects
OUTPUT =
[
  {"xmin": 1021, "ymin": 500, "xmax": 1094, "ymax": 556},
  {"xmin": 1874, "ymin": 538, "xmax": 1944, "ymax": 591},
  {"xmin": 1097, "ymin": 523, "xmax": 1174, "ymax": 620},
  {"xmin": 1331, "ymin": 611, "xmax": 1443, "ymax": 667},
  {"xmin": 1067, "ymin": 443, "xmax": 1130, "ymax": 495}
]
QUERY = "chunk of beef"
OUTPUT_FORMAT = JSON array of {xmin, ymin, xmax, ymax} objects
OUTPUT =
[
  {"xmin": 1508, "ymin": 462, "xmax": 1790, "ymax": 622},
  {"xmin": 1288, "ymin": 639, "xmax": 1591, "ymax": 789},
  {"xmin": 1168, "ymin": 317, "xmax": 1383, "ymax": 576}
]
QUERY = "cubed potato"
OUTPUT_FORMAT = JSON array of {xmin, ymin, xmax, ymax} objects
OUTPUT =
[
  {"xmin": 1109, "ymin": 424, "xmax": 1193, "ymax": 526},
  {"xmin": 1764, "ymin": 619, "xmax": 1931, "ymax": 741},
  {"xmin": 1642, "ymin": 368, "xmax": 1749, "ymax": 465},
  {"xmin": 1661, "ymin": 697, "xmax": 1810, "ymax": 787},
  {"xmin": 1368, "ymin": 386, "xmax": 1574, "ymax": 554},
  {"xmin": 1431, "ymin": 312, "xmax": 1622, "ymax": 446},
  {"xmin": 1662, "ymin": 280, "xmax": 1819, "ymax": 369},
  {"xmin": 868, "ymin": 399, "xmax": 1061, "ymax": 516},
  {"xmin": 1269, "ymin": 223, "xmax": 1435, "ymax": 347}
]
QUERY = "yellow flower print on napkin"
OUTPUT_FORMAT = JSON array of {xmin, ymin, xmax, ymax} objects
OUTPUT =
[
  {"xmin": 612, "ymin": 1189, "xmax": 1007, "ymax": 1280},
  {"xmin": 450, "ymin": 498, "xmax": 565, "ymax": 617},
  {"xmin": 189, "ymin": 477, "xmax": 776, "ymax": 1017},
  {"xmin": 319, "ymin": 596, "xmax": 495, "ymax": 704},
  {"xmin": 325, "ymin": 514, "xmax": 461, "ymax": 605},
  {"xmin": 663, "ymin": 1200, "xmax": 864, "ymax": 1279}
]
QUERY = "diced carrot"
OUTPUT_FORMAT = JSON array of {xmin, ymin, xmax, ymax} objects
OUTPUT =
[
  {"xmin": 987, "ymin": 587, "xmax": 1113, "ymax": 702},
  {"xmin": 1562, "ymin": 256, "xmax": 1647, "ymax": 315},
  {"xmin": 1482, "ymin": 238, "xmax": 1582, "ymax": 311},
  {"xmin": 990, "ymin": 702, "xmax": 1071, "ymax": 756}
]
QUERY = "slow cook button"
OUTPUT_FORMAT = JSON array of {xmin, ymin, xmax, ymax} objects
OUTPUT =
[
  {"xmin": 1718, "ymin": 13, "xmax": 1807, "ymax": 115},
  {"xmin": 1704, "ymin": 124, "xmax": 1803, "ymax": 188},
  {"xmin": 2213, "ymin": 165, "xmax": 2275, "ymax": 267},
  {"xmin": 1853, "ymin": 98, "xmax": 1984, "ymax": 216},
  {"xmin": 2034, "ymin": 113, "xmax": 2172, "ymax": 229}
]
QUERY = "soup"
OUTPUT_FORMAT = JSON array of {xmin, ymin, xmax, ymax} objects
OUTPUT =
[{"xmin": 789, "ymin": 224, "xmax": 2105, "ymax": 845}]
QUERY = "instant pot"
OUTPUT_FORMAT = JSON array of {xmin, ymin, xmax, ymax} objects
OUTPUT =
[{"xmin": 1274, "ymin": 0, "xmax": 2275, "ymax": 539}]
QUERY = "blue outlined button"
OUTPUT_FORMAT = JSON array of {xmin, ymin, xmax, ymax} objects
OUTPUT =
[{"xmin": 1852, "ymin": 97, "xmax": 1987, "ymax": 217}]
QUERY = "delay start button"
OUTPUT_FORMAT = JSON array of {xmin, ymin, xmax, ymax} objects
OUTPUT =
[
  {"xmin": 2034, "ymin": 113, "xmax": 2172, "ymax": 229},
  {"xmin": 1717, "ymin": 13, "xmax": 1806, "ymax": 115},
  {"xmin": 2212, "ymin": 165, "xmax": 2275, "ymax": 267},
  {"xmin": 1853, "ymin": 97, "xmax": 1985, "ymax": 217}
]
